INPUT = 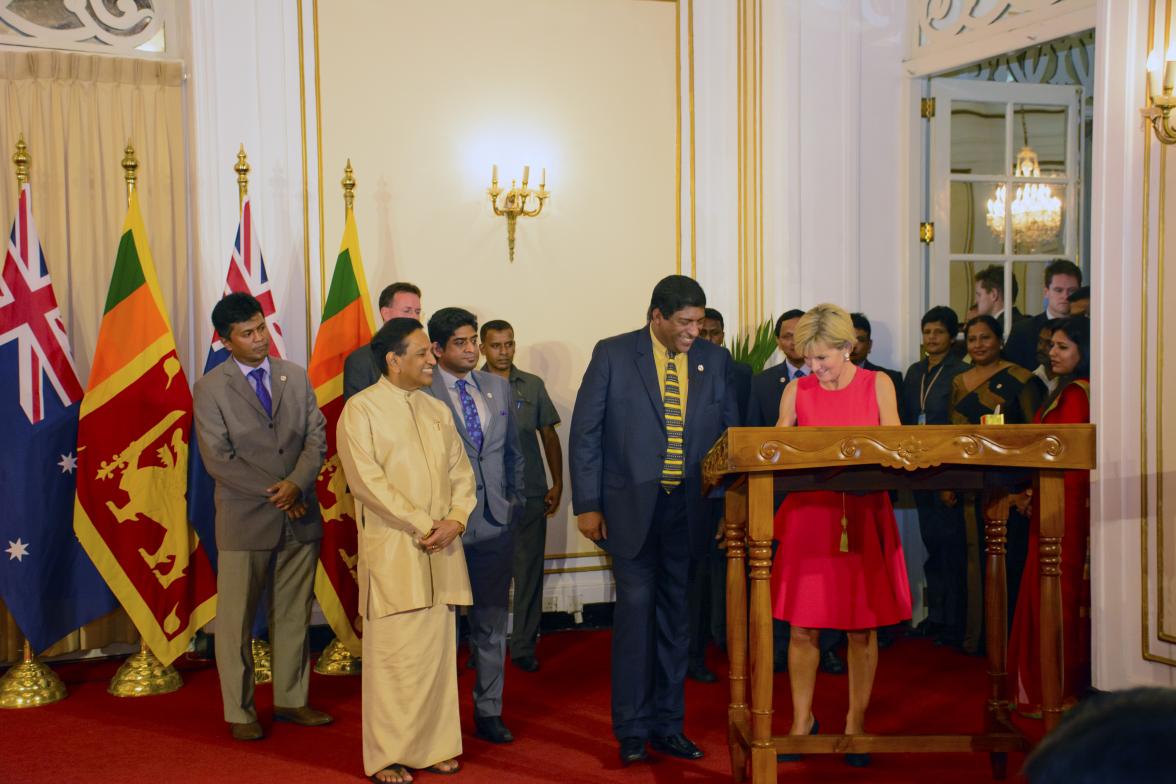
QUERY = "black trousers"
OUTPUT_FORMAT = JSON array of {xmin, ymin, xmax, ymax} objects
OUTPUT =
[
  {"xmin": 687, "ymin": 538, "xmax": 726, "ymax": 665},
  {"xmin": 610, "ymin": 486, "xmax": 690, "ymax": 740},
  {"xmin": 915, "ymin": 490, "xmax": 967, "ymax": 644}
]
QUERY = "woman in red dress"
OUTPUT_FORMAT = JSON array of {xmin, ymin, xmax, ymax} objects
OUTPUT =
[
  {"xmin": 770, "ymin": 304, "xmax": 911, "ymax": 768},
  {"xmin": 1007, "ymin": 317, "xmax": 1091, "ymax": 717}
]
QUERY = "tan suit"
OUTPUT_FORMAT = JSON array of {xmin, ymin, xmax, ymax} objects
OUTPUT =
[
  {"xmin": 193, "ymin": 357, "xmax": 327, "ymax": 724},
  {"xmin": 337, "ymin": 377, "xmax": 475, "ymax": 774}
]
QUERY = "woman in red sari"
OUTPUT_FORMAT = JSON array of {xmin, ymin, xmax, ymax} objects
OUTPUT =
[{"xmin": 1007, "ymin": 317, "xmax": 1091, "ymax": 717}]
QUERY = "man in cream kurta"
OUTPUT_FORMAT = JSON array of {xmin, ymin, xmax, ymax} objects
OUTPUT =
[{"xmin": 337, "ymin": 318, "xmax": 476, "ymax": 782}]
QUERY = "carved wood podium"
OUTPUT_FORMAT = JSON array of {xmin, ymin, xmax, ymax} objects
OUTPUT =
[{"xmin": 702, "ymin": 424, "xmax": 1096, "ymax": 783}]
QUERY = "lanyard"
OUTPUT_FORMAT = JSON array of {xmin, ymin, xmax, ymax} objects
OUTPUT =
[{"xmin": 919, "ymin": 360, "xmax": 948, "ymax": 415}]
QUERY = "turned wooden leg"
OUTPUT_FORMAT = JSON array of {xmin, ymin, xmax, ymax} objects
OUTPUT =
[
  {"xmin": 747, "ymin": 473, "xmax": 776, "ymax": 784},
  {"xmin": 1037, "ymin": 470, "xmax": 1066, "ymax": 733},
  {"xmin": 983, "ymin": 492, "xmax": 1012, "ymax": 778},
  {"xmin": 983, "ymin": 493, "xmax": 1012, "ymax": 728},
  {"xmin": 726, "ymin": 480, "xmax": 750, "ymax": 782}
]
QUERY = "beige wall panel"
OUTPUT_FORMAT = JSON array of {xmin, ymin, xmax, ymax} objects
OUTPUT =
[
  {"xmin": 316, "ymin": 0, "xmax": 677, "ymax": 554},
  {"xmin": 1161, "ymin": 147, "xmax": 1176, "ymax": 643}
]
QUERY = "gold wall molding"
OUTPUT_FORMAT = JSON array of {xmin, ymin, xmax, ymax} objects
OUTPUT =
[
  {"xmin": 544, "ymin": 551, "xmax": 608, "ymax": 560},
  {"xmin": 296, "ymin": 0, "xmax": 312, "ymax": 360},
  {"xmin": 1140, "ymin": 0, "xmax": 1176, "ymax": 666},
  {"xmin": 737, "ymin": 0, "xmax": 764, "ymax": 334},
  {"xmin": 675, "ymin": 0, "xmax": 681, "ymax": 274}
]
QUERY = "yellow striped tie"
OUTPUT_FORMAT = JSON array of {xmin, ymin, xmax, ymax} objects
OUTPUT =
[{"xmin": 660, "ymin": 352, "xmax": 685, "ymax": 490}]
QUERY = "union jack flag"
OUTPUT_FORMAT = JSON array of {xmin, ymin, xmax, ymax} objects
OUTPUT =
[
  {"xmin": 0, "ymin": 184, "xmax": 83, "ymax": 424},
  {"xmin": 210, "ymin": 195, "xmax": 286, "ymax": 358},
  {"xmin": 0, "ymin": 182, "xmax": 117, "ymax": 652},
  {"xmin": 189, "ymin": 195, "xmax": 286, "ymax": 576}
]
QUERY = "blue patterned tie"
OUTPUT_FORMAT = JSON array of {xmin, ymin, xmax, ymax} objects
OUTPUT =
[
  {"xmin": 249, "ymin": 367, "xmax": 272, "ymax": 417},
  {"xmin": 455, "ymin": 379, "xmax": 484, "ymax": 452}
]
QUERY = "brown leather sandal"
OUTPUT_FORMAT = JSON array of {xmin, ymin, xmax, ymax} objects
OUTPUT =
[
  {"xmin": 369, "ymin": 764, "xmax": 413, "ymax": 783},
  {"xmin": 424, "ymin": 759, "xmax": 461, "ymax": 775}
]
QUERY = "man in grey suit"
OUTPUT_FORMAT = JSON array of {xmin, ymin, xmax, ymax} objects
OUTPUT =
[
  {"xmin": 425, "ymin": 307, "xmax": 525, "ymax": 744},
  {"xmin": 343, "ymin": 282, "xmax": 423, "ymax": 399},
  {"xmin": 193, "ymin": 293, "xmax": 331, "ymax": 742}
]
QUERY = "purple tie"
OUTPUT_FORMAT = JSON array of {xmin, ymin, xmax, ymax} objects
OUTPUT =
[
  {"xmin": 455, "ymin": 379, "xmax": 484, "ymax": 452},
  {"xmin": 249, "ymin": 367, "xmax": 272, "ymax": 417}
]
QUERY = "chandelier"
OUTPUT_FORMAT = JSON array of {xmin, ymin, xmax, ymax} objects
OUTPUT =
[{"xmin": 985, "ymin": 119, "xmax": 1062, "ymax": 252}]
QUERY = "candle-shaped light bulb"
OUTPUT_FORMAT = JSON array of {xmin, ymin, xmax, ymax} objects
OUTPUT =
[
  {"xmin": 492, "ymin": 164, "xmax": 499, "ymax": 183},
  {"xmin": 1149, "ymin": 49, "xmax": 1163, "ymax": 99},
  {"xmin": 540, "ymin": 167, "xmax": 546, "ymax": 189},
  {"xmin": 522, "ymin": 165, "xmax": 530, "ymax": 187},
  {"xmin": 1165, "ymin": 47, "xmax": 1176, "ymax": 94}
]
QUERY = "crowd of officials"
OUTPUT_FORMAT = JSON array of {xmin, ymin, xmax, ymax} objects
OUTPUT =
[{"xmin": 191, "ymin": 263, "xmax": 1092, "ymax": 782}]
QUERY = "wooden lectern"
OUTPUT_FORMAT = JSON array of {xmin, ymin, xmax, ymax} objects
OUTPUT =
[{"xmin": 702, "ymin": 424, "xmax": 1096, "ymax": 783}]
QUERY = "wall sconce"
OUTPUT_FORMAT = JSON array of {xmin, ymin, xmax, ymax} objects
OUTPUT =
[
  {"xmin": 1144, "ymin": 49, "xmax": 1176, "ymax": 144},
  {"xmin": 488, "ymin": 165, "xmax": 549, "ymax": 262}
]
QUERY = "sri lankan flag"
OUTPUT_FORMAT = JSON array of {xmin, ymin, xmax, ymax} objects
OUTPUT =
[
  {"xmin": 308, "ymin": 208, "xmax": 375, "ymax": 655},
  {"xmin": 74, "ymin": 191, "xmax": 217, "ymax": 665}
]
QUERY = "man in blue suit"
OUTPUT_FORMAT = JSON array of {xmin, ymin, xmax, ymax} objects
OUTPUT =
[
  {"xmin": 570, "ymin": 275, "xmax": 739, "ymax": 766},
  {"xmin": 425, "ymin": 307, "xmax": 524, "ymax": 745}
]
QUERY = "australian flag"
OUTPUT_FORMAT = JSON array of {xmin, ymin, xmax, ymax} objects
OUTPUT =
[
  {"xmin": 188, "ymin": 195, "xmax": 286, "ymax": 576},
  {"xmin": 0, "ymin": 184, "xmax": 117, "ymax": 653}
]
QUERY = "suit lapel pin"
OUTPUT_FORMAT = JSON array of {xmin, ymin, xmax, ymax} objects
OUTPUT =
[
  {"xmin": 697, "ymin": 364, "xmax": 704, "ymax": 372},
  {"xmin": 780, "ymin": 376, "xmax": 787, "ymax": 383},
  {"xmin": 279, "ymin": 375, "xmax": 287, "ymax": 382},
  {"xmin": 487, "ymin": 392, "xmax": 494, "ymax": 399}
]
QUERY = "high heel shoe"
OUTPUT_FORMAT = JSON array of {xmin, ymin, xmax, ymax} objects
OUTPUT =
[{"xmin": 776, "ymin": 718, "xmax": 818, "ymax": 763}]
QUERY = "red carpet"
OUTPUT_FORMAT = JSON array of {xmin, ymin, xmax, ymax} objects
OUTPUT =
[{"xmin": 2, "ymin": 631, "xmax": 1041, "ymax": 783}]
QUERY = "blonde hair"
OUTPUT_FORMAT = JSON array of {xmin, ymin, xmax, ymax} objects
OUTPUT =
[{"xmin": 794, "ymin": 303, "xmax": 856, "ymax": 356}]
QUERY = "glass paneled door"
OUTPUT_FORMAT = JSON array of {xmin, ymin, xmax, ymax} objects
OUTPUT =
[{"xmin": 929, "ymin": 79, "xmax": 1082, "ymax": 335}]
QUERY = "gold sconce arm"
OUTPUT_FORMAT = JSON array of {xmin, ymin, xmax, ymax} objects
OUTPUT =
[
  {"xmin": 488, "ymin": 166, "xmax": 549, "ymax": 262},
  {"xmin": 1144, "ymin": 95, "xmax": 1176, "ymax": 145}
]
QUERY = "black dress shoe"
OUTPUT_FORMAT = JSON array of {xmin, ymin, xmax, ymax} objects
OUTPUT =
[
  {"xmin": 512, "ymin": 655, "xmax": 540, "ymax": 672},
  {"xmin": 819, "ymin": 649, "xmax": 846, "ymax": 675},
  {"xmin": 474, "ymin": 715, "xmax": 514, "ymax": 744},
  {"xmin": 650, "ymin": 733, "xmax": 704, "ymax": 760},
  {"xmin": 619, "ymin": 737, "xmax": 648, "ymax": 765},
  {"xmin": 845, "ymin": 753, "xmax": 871, "ymax": 767},
  {"xmin": 686, "ymin": 662, "xmax": 718, "ymax": 683}
]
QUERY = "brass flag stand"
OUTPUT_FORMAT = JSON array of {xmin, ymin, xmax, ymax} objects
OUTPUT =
[
  {"xmin": 313, "ymin": 161, "xmax": 361, "ymax": 678},
  {"xmin": 104, "ymin": 143, "xmax": 183, "ymax": 698},
  {"xmin": 233, "ymin": 145, "xmax": 274, "ymax": 686},
  {"xmin": 0, "ymin": 137, "xmax": 69, "ymax": 709}
]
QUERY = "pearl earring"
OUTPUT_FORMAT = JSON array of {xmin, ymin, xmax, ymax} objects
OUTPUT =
[{"xmin": 843, "ymin": 352, "xmax": 850, "ymax": 360}]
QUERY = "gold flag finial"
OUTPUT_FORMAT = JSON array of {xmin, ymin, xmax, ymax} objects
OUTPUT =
[
  {"xmin": 341, "ymin": 159, "xmax": 356, "ymax": 212},
  {"xmin": 13, "ymin": 135, "xmax": 30, "ymax": 188},
  {"xmin": 122, "ymin": 141, "xmax": 139, "ymax": 200},
  {"xmin": 234, "ymin": 144, "xmax": 250, "ymax": 208}
]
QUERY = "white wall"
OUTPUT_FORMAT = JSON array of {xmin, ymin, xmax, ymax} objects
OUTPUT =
[
  {"xmin": 188, "ymin": 0, "xmax": 309, "ymax": 368},
  {"xmin": 1087, "ymin": 0, "xmax": 1176, "ymax": 687},
  {"xmin": 312, "ymin": 0, "xmax": 678, "ymax": 602}
]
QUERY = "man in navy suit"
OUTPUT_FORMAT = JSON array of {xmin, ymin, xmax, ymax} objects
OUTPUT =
[
  {"xmin": 745, "ymin": 309, "xmax": 807, "ymax": 427},
  {"xmin": 424, "ymin": 307, "xmax": 524, "ymax": 745},
  {"xmin": 743, "ymin": 308, "xmax": 847, "ymax": 676},
  {"xmin": 570, "ymin": 275, "xmax": 739, "ymax": 766}
]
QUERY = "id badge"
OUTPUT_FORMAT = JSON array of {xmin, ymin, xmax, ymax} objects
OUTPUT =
[{"xmin": 917, "ymin": 412, "xmax": 927, "ymax": 425}]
